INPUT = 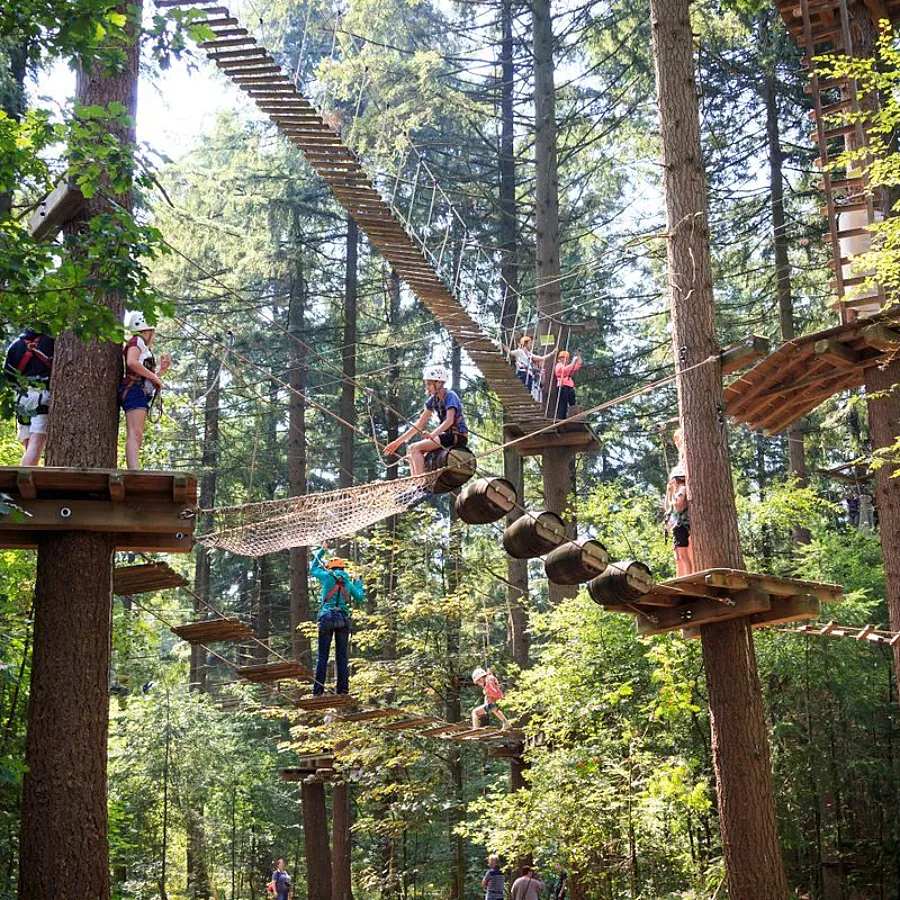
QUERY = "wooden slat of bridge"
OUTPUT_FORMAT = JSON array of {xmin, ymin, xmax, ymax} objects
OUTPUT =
[
  {"xmin": 237, "ymin": 661, "xmax": 314, "ymax": 683},
  {"xmin": 171, "ymin": 617, "xmax": 256, "ymax": 643},
  {"xmin": 158, "ymin": 0, "xmax": 550, "ymax": 433},
  {"xmin": 113, "ymin": 562, "xmax": 187, "ymax": 596}
]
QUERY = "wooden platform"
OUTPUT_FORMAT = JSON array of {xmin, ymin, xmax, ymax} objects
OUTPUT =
[
  {"xmin": 113, "ymin": 562, "xmax": 187, "ymax": 595},
  {"xmin": 512, "ymin": 421, "xmax": 602, "ymax": 456},
  {"xmin": 723, "ymin": 316, "xmax": 900, "ymax": 434},
  {"xmin": 593, "ymin": 568, "xmax": 843, "ymax": 637},
  {"xmin": 380, "ymin": 715, "xmax": 441, "ymax": 732},
  {"xmin": 775, "ymin": 0, "xmax": 900, "ymax": 55},
  {"xmin": 0, "ymin": 467, "xmax": 197, "ymax": 552},
  {"xmin": 446, "ymin": 726, "xmax": 525, "ymax": 742},
  {"xmin": 237, "ymin": 661, "xmax": 313, "ymax": 684},
  {"xmin": 172, "ymin": 617, "xmax": 256, "ymax": 644},
  {"xmin": 294, "ymin": 694, "xmax": 357, "ymax": 711}
]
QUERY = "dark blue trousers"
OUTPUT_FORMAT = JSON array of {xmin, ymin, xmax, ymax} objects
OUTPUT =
[{"xmin": 314, "ymin": 612, "xmax": 350, "ymax": 694}]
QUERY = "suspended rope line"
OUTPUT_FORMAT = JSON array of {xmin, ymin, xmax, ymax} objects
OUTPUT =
[{"xmin": 196, "ymin": 469, "xmax": 442, "ymax": 556}]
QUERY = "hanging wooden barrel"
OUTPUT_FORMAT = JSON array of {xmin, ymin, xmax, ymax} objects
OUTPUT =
[
  {"xmin": 544, "ymin": 539, "xmax": 609, "ymax": 585},
  {"xmin": 455, "ymin": 477, "xmax": 518, "ymax": 524},
  {"xmin": 587, "ymin": 560, "xmax": 653, "ymax": 607},
  {"xmin": 502, "ymin": 510, "xmax": 566, "ymax": 559},
  {"xmin": 426, "ymin": 446, "xmax": 477, "ymax": 493}
]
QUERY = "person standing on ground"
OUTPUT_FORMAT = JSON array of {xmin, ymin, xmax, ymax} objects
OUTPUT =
[
  {"xmin": 119, "ymin": 311, "xmax": 170, "ymax": 469},
  {"xmin": 310, "ymin": 547, "xmax": 366, "ymax": 695},
  {"xmin": 269, "ymin": 859, "xmax": 292, "ymax": 900},
  {"xmin": 553, "ymin": 350, "xmax": 582, "ymax": 420},
  {"xmin": 481, "ymin": 854, "xmax": 505, "ymax": 900},
  {"xmin": 511, "ymin": 866, "xmax": 545, "ymax": 900},
  {"xmin": 382, "ymin": 365, "xmax": 468, "ymax": 475},
  {"xmin": 3, "ymin": 328, "xmax": 55, "ymax": 466}
]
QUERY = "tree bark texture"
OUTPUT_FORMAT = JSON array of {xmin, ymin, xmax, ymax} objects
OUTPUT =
[
  {"xmin": 503, "ymin": 441, "xmax": 529, "ymax": 668},
  {"xmin": 340, "ymin": 215, "xmax": 358, "ymax": 491},
  {"xmin": 543, "ymin": 446, "xmax": 577, "ymax": 602},
  {"xmin": 331, "ymin": 781, "xmax": 353, "ymax": 900},
  {"xmin": 302, "ymin": 780, "xmax": 332, "ymax": 900},
  {"xmin": 499, "ymin": 0, "xmax": 518, "ymax": 336},
  {"xmin": 19, "ymin": 6, "xmax": 142, "ymax": 900},
  {"xmin": 650, "ymin": 0, "xmax": 789, "ymax": 895},
  {"xmin": 289, "ymin": 238, "xmax": 311, "ymax": 667},
  {"xmin": 845, "ymin": 0, "xmax": 900, "ymax": 705}
]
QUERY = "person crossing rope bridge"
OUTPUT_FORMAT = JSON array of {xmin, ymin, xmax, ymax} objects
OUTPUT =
[{"xmin": 383, "ymin": 364, "xmax": 468, "ymax": 475}]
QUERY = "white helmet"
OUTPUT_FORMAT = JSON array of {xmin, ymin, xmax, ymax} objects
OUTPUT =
[
  {"xmin": 423, "ymin": 364, "xmax": 449, "ymax": 384},
  {"xmin": 472, "ymin": 667, "xmax": 487, "ymax": 683},
  {"xmin": 126, "ymin": 311, "xmax": 155, "ymax": 333}
]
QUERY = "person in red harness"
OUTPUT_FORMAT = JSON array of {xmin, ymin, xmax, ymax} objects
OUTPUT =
[
  {"xmin": 3, "ymin": 329, "xmax": 55, "ymax": 465},
  {"xmin": 311, "ymin": 547, "xmax": 367, "ymax": 695},
  {"xmin": 120, "ymin": 312, "xmax": 170, "ymax": 469}
]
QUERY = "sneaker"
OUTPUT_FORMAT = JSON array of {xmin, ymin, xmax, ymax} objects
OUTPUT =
[{"xmin": 500, "ymin": 721, "xmax": 511, "ymax": 731}]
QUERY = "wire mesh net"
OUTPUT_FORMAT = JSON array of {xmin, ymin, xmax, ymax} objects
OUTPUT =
[{"xmin": 196, "ymin": 471, "xmax": 441, "ymax": 557}]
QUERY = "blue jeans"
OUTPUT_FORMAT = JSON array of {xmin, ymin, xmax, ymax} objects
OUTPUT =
[{"xmin": 314, "ymin": 611, "xmax": 351, "ymax": 694}]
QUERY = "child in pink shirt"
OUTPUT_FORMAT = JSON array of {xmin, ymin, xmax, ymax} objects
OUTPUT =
[
  {"xmin": 471, "ymin": 667, "xmax": 511, "ymax": 730},
  {"xmin": 554, "ymin": 350, "xmax": 582, "ymax": 420}
]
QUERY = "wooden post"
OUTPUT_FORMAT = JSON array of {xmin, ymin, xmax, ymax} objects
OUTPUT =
[
  {"xmin": 650, "ymin": 0, "xmax": 789, "ymax": 894},
  {"xmin": 302, "ymin": 780, "xmax": 332, "ymax": 900},
  {"xmin": 18, "ymin": 6, "xmax": 142, "ymax": 900},
  {"xmin": 331, "ymin": 782, "xmax": 353, "ymax": 900}
]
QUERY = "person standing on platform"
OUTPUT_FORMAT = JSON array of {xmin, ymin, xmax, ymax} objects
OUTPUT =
[
  {"xmin": 553, "ymin": 350, "xmax": 582, "ymax": 420},
  {"xmin": 481, "ymin": 855, "xmax": 505, "ymax": 900},
  {"xmin": 664, "ymin": 429, "xmax": 694, "ymax": 577},
  {"xmin": 119, "ymin": 311, "xmax": 170, "ymax": 469},
  {"xmin": 511, "ymin": 867, "xmax": 545, "ymax": 900},
  {"xmin": 3, "ymin": 328, "xmax": 55, "ymax": 466},
  {"xmin": 311, "ymin": 547, "xmax": 366, "ymax": 695},
  {"xmin": 505, "ymin": 334, "xmax": 556, "ymax": 390},
  {"xmin": 382, "ymin": 365, "xmax": 468, "ymax": 475}
]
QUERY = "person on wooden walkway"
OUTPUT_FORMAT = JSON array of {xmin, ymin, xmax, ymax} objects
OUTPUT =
[
  {"xmin": 383, "ymin": 365, "xmax": 468, "ymax": 475},
  {"xmin": 120, "ymin": 312, "xmax": 170, "ymax": 469},
  {"xmin": 505, "ymin": 334, "xmax": 556, "ymax": 391},
  {"xmin": 311, "ymin": 547, "xmax": 366, "ymax": 695},
  {"xmin": 553, "ymin": 350, "xmax": 582, "ymax": 420},
  {"xmin": 3, "ymin": 328, "xmax": 55, "ymax": 465},
  {"xmin": 471, "ymin": 666, "xmax": 510, "ymax": 730},
  {"xmin": 664, "ymin": 429, "xmax": 694, "ymax": 577}
]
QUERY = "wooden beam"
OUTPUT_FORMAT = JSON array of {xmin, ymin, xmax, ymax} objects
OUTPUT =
[
  {"xmin": 28, "ymin": 180, "xmax": 86, "ymax": 240},
  {"xmin": 751, "ymin": 594, "xmax": 821, "ymax": 628},
  {"xmin": 814, "ymin": 338, "xmax": 861, "ymax": 368},
  {"xmin": 860, "ymin": 324, "xmax": 900, "ymax": 352},
  {"xmin": 0, "ymin": 498, "xmax": 191, "ymax": 534},
  {"xmin": 636, "ymin": 585, "xmax": 771, "ymax": 636},
  {"xmin": 721, "ymin": 334, "xmax": 771, "ymax": 376}
]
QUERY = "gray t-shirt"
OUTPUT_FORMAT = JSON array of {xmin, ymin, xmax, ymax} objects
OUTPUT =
[
  {"xmin": 511, "ymin": 875, "xmax": 545, "ymax": 900},
  {"xmin": 483, "ymin": 866, "xmax": 504, "ymax": 900}
]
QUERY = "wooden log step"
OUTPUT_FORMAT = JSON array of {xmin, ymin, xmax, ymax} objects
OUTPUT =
[
  {"xmin": 335, "ymin": 707, "xmax": 405, "ymax": 722},
  {"xmin": 208, "ymin": 47, "xmax": 266, "ymax": 61},
  {"xmin": 813, "ymin": 123, "xmax": 859, "ymax": 141},
  {"xmin": 172, "ymin": 617, "xmax": 255, "ymax": 644},
  {"xmin": 238, "ymin": 661, "xmax": 313, "ymax": 683},
  {"xmin": 113, "ymin": 562, "xmax": 187, "ymax": 595},
  {"xmin": 809, "ymin": 98, "xmax": 853, "ymax": 119},
  {"xmin": 381, "ymin": 716, "xmax": 441, "ymax": 731},
  {"xmin": 202, "ymin": 36, "xmax": 254, "ymax": 48},
  {"xmin": 822, "ymin": 199, "xmax": 871, "ymax": 216},
  {"xmin": 825, "ymin": 226, "xmax": 873, "ymax": 240},
  {"xmin": 418, "ymin": 722, "xmax": 474, "ymax": 737},
  {"xmin": 820, "ymin": 176, "xmax": 866, "ymax": 193}
]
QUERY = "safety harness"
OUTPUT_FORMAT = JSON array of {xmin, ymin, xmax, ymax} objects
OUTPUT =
[
  {"xmin": 120, "ymin": 335, "xmax": 157, "ymax": 404},
  {"xmin": 12, "ymin": 336, "xmax": 53, "ymax": 376},
  {"xmin": 323, "ymin": 573, "xmax": 350, "ymax": 613}
]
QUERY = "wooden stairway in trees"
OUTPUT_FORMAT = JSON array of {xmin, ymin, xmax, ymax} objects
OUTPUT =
[
  {"xmin": 776, "ymin": 0, "xmax": 900, "ymax": 321},
  {"xmin": 155, "ymin": 0, "xmax": 589, "ymax": 440}
]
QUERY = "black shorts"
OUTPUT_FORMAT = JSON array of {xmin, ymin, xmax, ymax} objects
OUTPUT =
[
  {"xmin": 439, "ymin": 432, "xmax": 468, "ymax": 449},
  {"xmin": 672, "ymin": 524, "xmax": 690, "ymax": 549}
]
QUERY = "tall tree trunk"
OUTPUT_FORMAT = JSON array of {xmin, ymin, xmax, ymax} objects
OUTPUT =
[
  {"xmin": 332, "ymin": 781, "xmax": 353, "ymax": 900},
  {"xmin": 845, "ymin": 0, "xmax": 900, "ymax": 703},
  {"xmin": 302, "ymin": 780, "xmax": 332, "ymax": 900},
  {"xmin": 192, "ymin": 356, "xmax": 220, "ymax": 690},
  {"xmin": 289, "ymin": 234, "xmax": 311, "ymax": 667},
  {"xmin": 186, "ymin": 808, "xmax": 211, "ymax": 900},
  {"xmin": 533, "ymin": 0, "xmax": 576, "ymax": 601},
  {"xmin": 761, "ymin": 10, "xmax": 810, "ymax": 545},
  {"xmin": 498, "ymin": 0, "xmax": 531, "ymax": 664},
  {"xmin": 0, "ymin": 37, "xmax": 27, "ymax": 217},
  {"xmin": 18, "ymin": 6, "xmax": 142, "ymax": 900},
  {"xmin": 340, "ymin": 216, "xmax": 358, "ymax": 491},
  {"xmin": 254, "ymin": 372, "xmax": 279, "ymax": 662},
  {"xmin": 650, "ymin": 0, "xmax": 789, "ymax": 895}
]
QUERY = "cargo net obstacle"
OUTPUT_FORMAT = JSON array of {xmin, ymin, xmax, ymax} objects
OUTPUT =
[{"xmin": 197, "ymin": 470, "xmax": 442, "ymax": 557}]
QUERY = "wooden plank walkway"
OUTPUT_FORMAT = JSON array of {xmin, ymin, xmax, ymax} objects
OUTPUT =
[{"xmin": 156, "ymin": 0, "xmax": 554, "ymax": 434}]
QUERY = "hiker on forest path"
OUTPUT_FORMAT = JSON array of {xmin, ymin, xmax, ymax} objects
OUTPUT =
[
  {"xmin": 3, "ymin": 329, "xmax": 54, "ymax": 466},
  {"xmin": 268, "ymin": 859, "xmax": 292, "ymax": 900},
  {"xmin": 481, "ymin": 855, "xmax": 504, "ymax": 900},
  {"xmin": 511, "ymin": 867, "xmax": 545, "ymax": 900},
  {"xmin": 471, "ymin": 666, "xmax": 510, "ymax": 731},
  {"xmin": 120, "ymin": 312, "xmax": 170, "ymax": 470},
  {"xmin": 311, "ymin": 547, "xmax": 366, "ymax": 695},
  {"xmin": 383, "ymin": 364, "xmax": 468, "ymax": 476}
]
